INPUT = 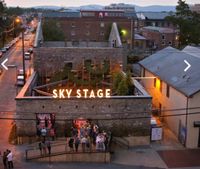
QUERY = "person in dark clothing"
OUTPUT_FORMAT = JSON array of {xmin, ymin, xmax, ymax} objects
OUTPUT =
[
  {"xmin": 3, "ymin": 151, "xmax": 7, "ymax": 169},
  {"xmin": 39, "ymin": 142, "xmax": 42, "ymax": 155},
  {"xmin": 74, "ymin": 136, "xmax": 80, "ymax": 152},
  {"xmin": 46, "ymin": 141, "xmax": 51, "ymax": 155},
  {"xmin": 68, "ymin": 137, "xmax": 74, "ymax": 152}
]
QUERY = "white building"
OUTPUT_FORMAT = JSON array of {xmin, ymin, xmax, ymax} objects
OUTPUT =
[{"xmin": 139, "ymin": 46, "xmax": 200, "ymax": 148}]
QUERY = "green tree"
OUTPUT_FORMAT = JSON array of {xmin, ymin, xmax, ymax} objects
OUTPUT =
[
  {"xmin": 117, "ymin": 79, "xmax": 129, "ymax": 95},
  {"xmin": 112, "ymin": 72, "xmax": 123, "ymax": 92},
  {"xmin": 166, "ymin": 0, "xmax": 200, "ymax": 47},
  {"xmin": 42, "ymin": 19, "xmax": 65, "ymax": 41}
]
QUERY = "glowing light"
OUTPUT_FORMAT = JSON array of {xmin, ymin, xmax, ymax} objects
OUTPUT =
[
  {"xmin": 15, "ymin": 18, "xmax": 21, "ymax": 23},
  {"xmin": 121, "ymin": 29, "xmax": 127, "ymax": 36},
  {"xmin": 52, "ymin": 89, "xmax": 111, "ymax": 99},
  {"xmin": 156, "ymin": 78, "xmax": 161, "ymax": 89}
]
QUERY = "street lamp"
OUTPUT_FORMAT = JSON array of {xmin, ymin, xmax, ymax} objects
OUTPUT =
[{"xmin": 15, "ymin": 17, "xmax": 26, "ymax": 85}]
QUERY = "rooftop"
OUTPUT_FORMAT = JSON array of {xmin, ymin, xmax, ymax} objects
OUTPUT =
[
  {"xmin": 142, "ymin": 26, "xmax": 175, "ymax": 33},
  {"xmin": 139, "ymin": 46, "xmax": 200, "ymax": 97},
  {"xmin": 134, "ymin": 34, "xmax": 146, "ymax": 40}
]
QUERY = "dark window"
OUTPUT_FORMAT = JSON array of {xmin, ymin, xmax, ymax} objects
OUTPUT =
[
  {"xmin": 143, "ymin": 69, "xmax": 145, "ymax": 77},
  {"xmin": 166, "ymin": 84, "xmax": 170, "ymax": 98},
  {"xmin": 162, "ymin": 34, "xmax": 165, "ymax": 40},
  {"xmin": 154, "ymin": 78, "xmax": 156, "ymax": 87}
]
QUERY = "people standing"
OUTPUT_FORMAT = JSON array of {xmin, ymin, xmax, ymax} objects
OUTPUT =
[
  {"xmin": 46, "ymin": 141, "xmax": 51, "ymax": 155},
  {"xmin": 68, "ymin": 137, "xmax": 74, "ymax": 152},
  {"xmin": 81, "ymin": 136, "xmax": 87, "ymax": 152},
  {"xmin": 74, "ymin": 136, "xmax": 80, "ymax": 152},
  {"xmin": 41, "ymin": 127, "xmax": 47, "ymax": 142},
  {"xmin": 7, "ymin": 150, "xmax": 13, "ymax": 169},
  {"xmin": 3, "ymin": 151, "xmax": 7, "ymax": 169},
  {"xmin": 41, "ymin": 141, "xmax": 47, "ymax": 156},
  {"xmin": 38, "ymin": 142, "xmax": 42, "ymax": 156}
]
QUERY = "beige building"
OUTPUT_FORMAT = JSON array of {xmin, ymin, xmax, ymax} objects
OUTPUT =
[{"xmin": 139, "ymin": 46, "xmax": 200, "ymax": 148}]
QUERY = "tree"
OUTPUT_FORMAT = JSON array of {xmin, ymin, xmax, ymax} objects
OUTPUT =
[
  {"xmin": 42, "ymin": 19, "xmax": 65, "ymax": 41},
  {"xmin": 112, "ymin": 72, "xmax": 123, "ymax": 93},
  {"xmin": 166, "ymin": 0, "xmax": 200, "ymax": 47},
  {"xmin": 117, "ymin": 79, "xmax": 129, "ymax": 95}
]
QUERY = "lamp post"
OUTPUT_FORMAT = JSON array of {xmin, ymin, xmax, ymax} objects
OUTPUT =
[{"xmin": 15, "ymin": 17, "xmax": 26, "ymax": 85}]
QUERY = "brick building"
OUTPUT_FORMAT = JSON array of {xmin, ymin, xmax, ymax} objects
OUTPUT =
[
  {"xmin": 42, "ymin": 10, "xmax": 136, "ymax": 48},
  {"xmin": 141, "ymin": 26, "xmax": 178, "ymax": 50}
]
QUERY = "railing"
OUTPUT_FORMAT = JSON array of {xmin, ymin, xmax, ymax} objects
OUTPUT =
[{"xmin": 25, "ymin": 134, "xmax": 112, "ymax": 161}]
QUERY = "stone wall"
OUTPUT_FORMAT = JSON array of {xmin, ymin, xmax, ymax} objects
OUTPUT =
[
  {"xmin": 33, "ymin": 47, "xmax": 127, "ymax": 77},
  {"xmin": 16, "ymin": 96, "xmax": 151, "ymax": 137}
]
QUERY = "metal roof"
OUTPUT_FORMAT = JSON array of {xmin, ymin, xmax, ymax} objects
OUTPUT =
[
  {"xmin": 142, "ymin": 26, "xmax": 174, "ymax": 33},
  {"xmin": 137, "ymin": 12, "xmax": 173, "ymax": 20},
  {"xmin": 182, "ymin": 46, "xmax": 200, "ymax": 59},
  {"xmin": 134, "ymin": 34, "xmax": 146, "ymax": 40},
  {"xmin": 139, "ymin": 46, "xmax": 200, "ymax": 97}
]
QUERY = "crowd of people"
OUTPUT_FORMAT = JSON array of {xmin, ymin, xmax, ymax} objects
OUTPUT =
[
  {"xmin": 38, "ymin": 140, "xmax": 51, "ymax": 156},
  {"xmin": 1, "ymin": 149, "xmax": 14, "ymax": 169},
  {"xmin": 67, "ymin": 121, "xmax": 110, "ymax": 152}
]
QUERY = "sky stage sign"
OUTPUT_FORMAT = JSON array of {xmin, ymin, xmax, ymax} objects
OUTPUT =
[{"xmin": 52, "ymin": 89, "xmax": 111, "ymax": 99}]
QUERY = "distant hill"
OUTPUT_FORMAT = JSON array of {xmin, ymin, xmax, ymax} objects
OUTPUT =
[{"xmin": 32, "ymin": 4, "xmax": 176, "ymax": 12}]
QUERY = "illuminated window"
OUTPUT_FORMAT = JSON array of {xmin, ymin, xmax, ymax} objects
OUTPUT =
[
  {"xmin": 155, "ymin": 78, "xmax": 162, "ymax": 92},
  {"xmin": 166, "ymin": 84, "xmax": 170, "ymax": 98}
]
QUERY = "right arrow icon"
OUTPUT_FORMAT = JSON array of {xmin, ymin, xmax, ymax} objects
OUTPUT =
[{"xmin": 184, "ymin": 60, "xmax": 191, "ymax": 72}]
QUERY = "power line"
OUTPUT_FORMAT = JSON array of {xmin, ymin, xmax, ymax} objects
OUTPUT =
[{"xmin": 0, "ymin": 107, "xmax": 200, "ymax": 121}]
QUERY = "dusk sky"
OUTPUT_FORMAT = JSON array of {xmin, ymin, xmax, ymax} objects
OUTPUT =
[{"xmin": 4, "ymin": 0, "xmax": 200, "ymax": 7}]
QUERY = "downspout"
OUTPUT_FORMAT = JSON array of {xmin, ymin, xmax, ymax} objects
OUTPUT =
[{"xmin": 185, "ymin": 97, "xmax": 189, "ymax": 147}]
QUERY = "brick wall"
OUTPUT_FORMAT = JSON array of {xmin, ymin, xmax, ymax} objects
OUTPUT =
[
  {"xmin": 16, "ymin": 97, "xmax": 151, "ymax": 137},
  {"xmin": 33, "ymin": 47, "xmax": 127, "ymax": 77}
]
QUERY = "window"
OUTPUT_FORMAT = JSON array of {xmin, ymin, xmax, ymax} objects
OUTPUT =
[
  {"xmin": 71, "ymin": 22, "xmax": 75, "ymax": 28},
  {"xmin": 166, "ymin": 84, "xmax": 170, "ymax": 98},
  {"xmin": 86, "ymin": 23, "xmax": 90, "ymax": 28},
  {"xmin": 154, "ymin": 78, "xmax": 156, "ymax": 87},
  {"xmin": 100, "ymin": 22, "xmax": 104, "ymax": 27},
  {"xmin": 86, "ymin": 31, "xmax": 90, "ymax": 36},
  {"xmin": 142, "ymin": 69, "xmax": 145, "ymax": 77},
  {"xmin": 71, "ymin": 31, "xmax": 76, "ymax": 36},
  {"xmin": 162, "ymin": 41, "xmax": 165, "ymax": 45},
  {"xmin": 162, "ymin": 34, "xmax": 165, "ymax": 40},
  {"xmin": 100, "ymin": 31, "xmax": 104, "ymax": 36},
  {"xmin": 168, "ymin": 41, "xmax": 172, "ymax": 46}
]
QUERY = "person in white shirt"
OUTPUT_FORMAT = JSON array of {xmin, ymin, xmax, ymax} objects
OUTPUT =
[{"xmin": 7, "ymin": 150, "xmax": 13, "ymax": 169}]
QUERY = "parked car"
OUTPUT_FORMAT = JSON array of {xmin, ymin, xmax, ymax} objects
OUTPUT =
[
  {"xmin": 24, "ymin": 52, "xmax": 31, "ymax": 60},
  {"xmin": 28, "ymin": 48, "xmax": 33, "ymax": 54},
  {"xmin": 16, "ymin": 75, "xmax": 24, "ymax": 86},
  {"xmin": 0, "ymin": 68, "xmax": 2, "ymax": 75},
  {"xmin": 1, "ymin": 48, "xmax": 6, "ymax": 53},
  {"xmin": 0, "ymin": 51, "xmax": 3, "ymax": 58}
]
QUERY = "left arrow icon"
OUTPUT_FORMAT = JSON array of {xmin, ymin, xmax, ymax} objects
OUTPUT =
[{"xmin": 1, "ymin": 58, "xmax": 8, "ymax": 70}]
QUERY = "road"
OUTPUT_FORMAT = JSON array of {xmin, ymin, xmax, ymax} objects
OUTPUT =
[{"xmin": 0, "ymin": 32, "xmax": 34, "ymax": 153}]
